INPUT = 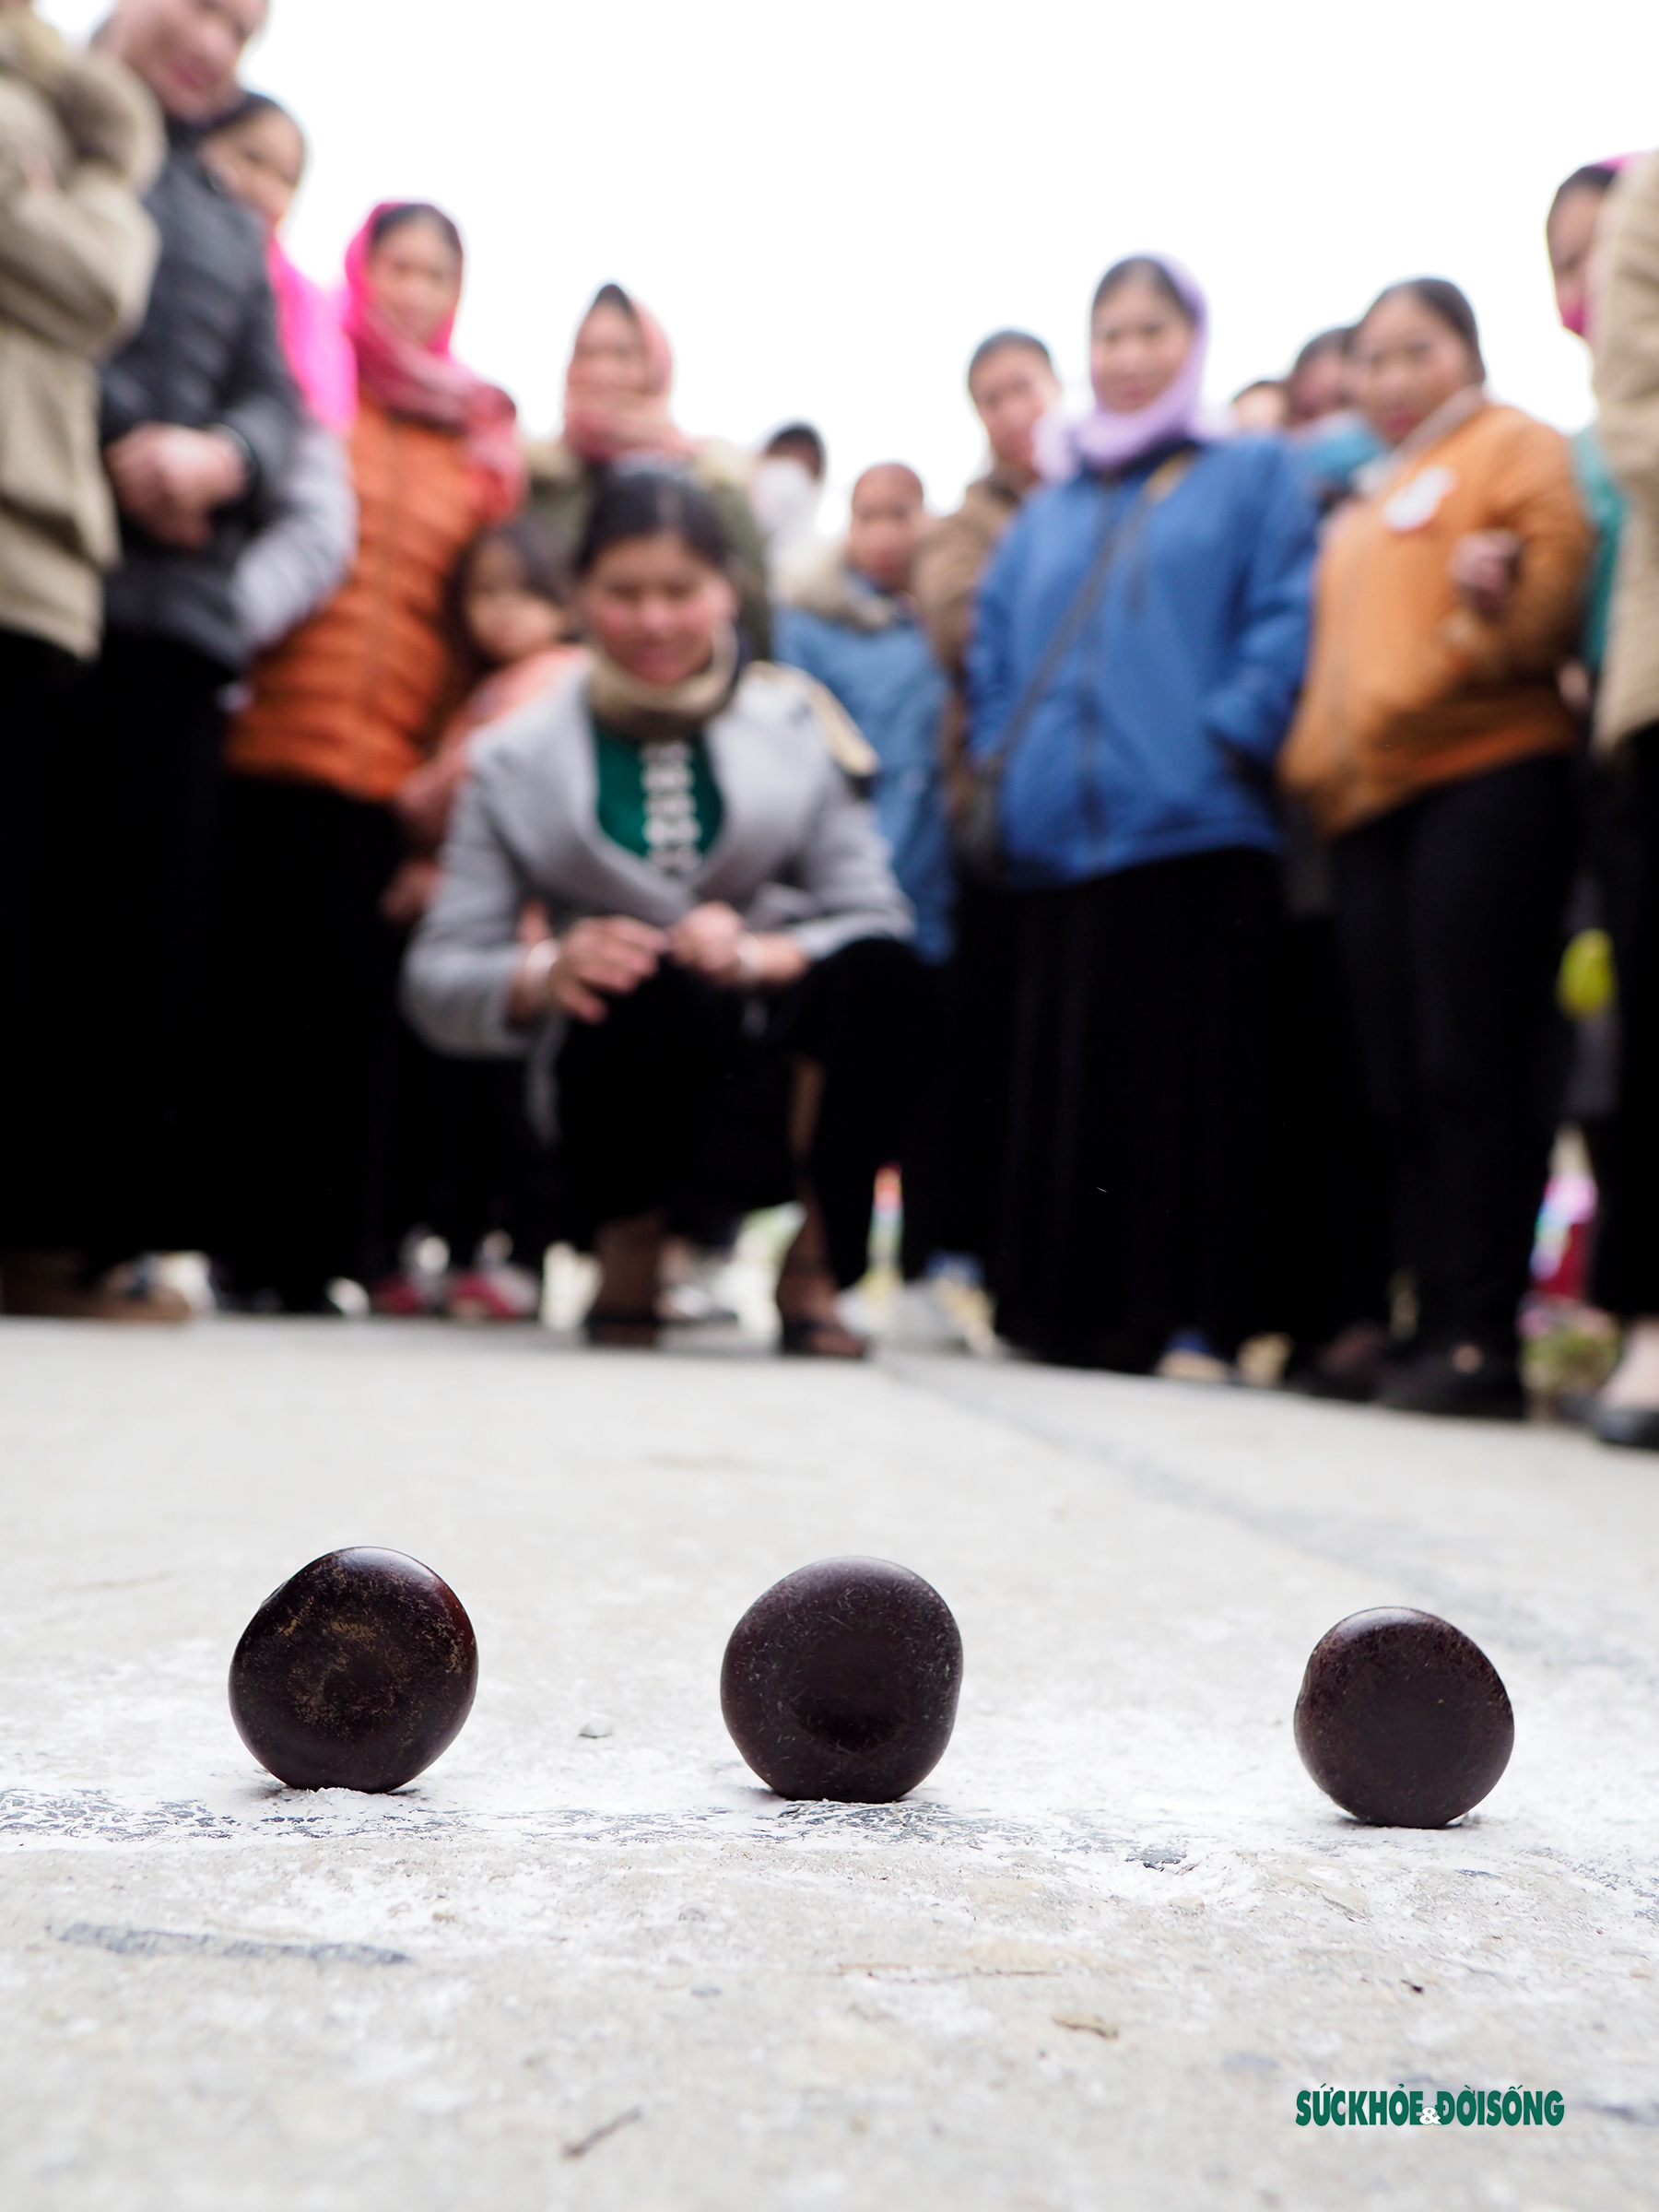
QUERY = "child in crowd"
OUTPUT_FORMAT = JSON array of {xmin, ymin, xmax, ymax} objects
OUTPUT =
[{"xmin": 375, "ymin": 515, "xmax": 586, "ymax": 1323}]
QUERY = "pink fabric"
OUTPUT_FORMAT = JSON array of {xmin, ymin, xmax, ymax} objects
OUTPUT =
[
  {"xmin": 560, "ymin": 288, "xmax": 696, "ymax": 466},
  {"xmin": 341, "ymin": 204, "xmax": 524, "ymax": 518},
  {"xmin": 1039, "ymin": 253, "xmax": 1210, "ymax": 482},
  {"xmin": 268, "ymin": 239, "xmax": 356, "ymax": 434}
]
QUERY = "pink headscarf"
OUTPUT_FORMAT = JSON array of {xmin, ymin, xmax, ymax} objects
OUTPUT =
[
  {"xmin": 341, "ymin": 203, "xmax": 524, "ymax": 519},
  {"xmin": 268, "ymin": 239, "xmax": 356, "ymax": 434},
  {"xmin": 1040, "ymin": 253, "xmax": 1210, "ymax": 482},
  {"xmin": 560, "ymin": 285, "xmax": 696, "ymax": 467}
]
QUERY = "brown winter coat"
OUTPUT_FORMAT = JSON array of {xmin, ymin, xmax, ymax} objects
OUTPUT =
[
  {"xmin": 912, "ymin": 465, "xmax": 1028, "ymax": 811},
  {"xmin": 0, "ymin": 11, "xmax": 159, "ymax": 657},
  {"xmin": 1594, "ymin": 149, "xmax": 1659, "ymax": 753},
  {"xmin": 227, "ymin": 394, "xmax": 494, "ymax": 803},
  {"xmin": 1278, "ymin": 401, "xmax": 1589, "ymax": 838}
]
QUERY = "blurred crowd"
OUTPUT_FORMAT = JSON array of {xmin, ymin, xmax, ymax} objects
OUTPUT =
[{"xmin": 5, "ymin": 0, "xmax": 1659, "ymax": 1445}]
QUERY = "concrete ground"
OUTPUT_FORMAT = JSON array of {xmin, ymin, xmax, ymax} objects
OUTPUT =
[{"xmin": 2, "ymin": 1318, "xmax": 1657, "ymax": 2212}]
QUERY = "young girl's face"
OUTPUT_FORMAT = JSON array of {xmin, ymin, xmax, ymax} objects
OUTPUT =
[
  {"xmin": 465, "ymin": 539, "xmax": 566, "ymax": 665},
  {"xmin": 200, "ymin": 107, "xmax": 306, "ymax": 236}
]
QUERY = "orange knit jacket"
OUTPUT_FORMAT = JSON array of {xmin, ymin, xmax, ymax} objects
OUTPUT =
[
  {"xmin": 226, "ymin": 394, "xmax": 493, "ymax": 803},
  {"xmin": 1277, "ymin": 403, "xmax": 1590, "ymax": 838}
]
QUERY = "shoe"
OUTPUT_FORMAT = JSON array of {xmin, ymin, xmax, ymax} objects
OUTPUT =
[
  {"xmin": 1377, "ymin": 1344, "xmax": 1525, "ymax": 1421},
  {"xmin": 448, "ymin": 1262, "xmax": 542, "ymax": 1323},
  {"xmin": 1590, "ymin": 1401, "xmax": 1659, "ymax": 1451},
  {"xmin": 1154, "ymin": 1328, "xmax": 1232, "ymax": 1385},
  {"xmin": 0, "ymin": 1250, "xmax": 190, "ymax": 1323},
  {"xmin": 369, "ymin": 1269, "xmax": 446, "ymax": 1317},
  {"xmin": 1293, "ymin": 1318, "xmax": 1393, "ymax": 1403},
  {"xmin": 883, "ymin": 1278, "xmax": 975, "ymax": 1353},
  {"xmin": 779, "ymin": 1313, "xmax": 867, "ymax": 1359},
  {"xmin": 583, "ymin": 1307, "xmax": 659, "ymax": 1348}
]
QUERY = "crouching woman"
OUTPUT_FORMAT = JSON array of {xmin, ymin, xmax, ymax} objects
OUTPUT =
[{"xmin": 402, "ymin": 469, "xmax": 916, "ymax": 1353}]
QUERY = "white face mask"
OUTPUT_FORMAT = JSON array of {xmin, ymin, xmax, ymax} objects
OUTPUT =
[{"xmin": 750, "ymin": 456, "xmax": 822, "ymax": 544}]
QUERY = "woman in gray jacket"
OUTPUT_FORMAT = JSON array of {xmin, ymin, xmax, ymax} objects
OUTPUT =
[{"xmin": 404, "ymin": 469, "xmax": 917, "ymax": 1354}]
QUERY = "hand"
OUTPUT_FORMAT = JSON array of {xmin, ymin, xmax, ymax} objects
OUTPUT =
[
  {"xmin": 667, "ymin": 901, "xmax": 747, "ymax": 982},
  {"xmin": 512, "ymin": 915, "xmax": 665, "ymax": 1026},
  {"xmin": 104, "ymin": 425, "xmax": 248, "ymax": 548},
  {"xmin": 668, "ymin": 903, "xmax": 811, "ymax": 990},
  {"xmin": 393, "ymin": 744, "xmax": 472, "ymax": 853},
  {"xmin": 379, "ymin": 857, "xmax": 442, "ymax": 929},
  {"xmin": 1450, "ymin": 530, "xmax": 1522, "ymax": 622}
]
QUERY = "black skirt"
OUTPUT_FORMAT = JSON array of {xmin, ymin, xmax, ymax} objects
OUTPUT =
[{"xmin": 994, "ymin": 847, "xmax": 1279, "ymax": 1370}]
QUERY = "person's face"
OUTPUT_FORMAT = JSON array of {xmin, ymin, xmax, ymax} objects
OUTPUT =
[
  {"xmin": 969, "ymin": 345, "xmax": 1061, "ymax": 477},
  {"xmin": 107, "ymin": 0, "xmax": 266, "ymax": 122},
  {"xmin": 577, "ymin": 534, "xmax": 737, "ymax": 687},
  {"xmin": 464, "ymin": 540, "xmax": 565, "ymax": 667},
  {"xmin": 1089, "ymin": 276, "xmax": 1194, "ymax": 416},
  {"xmin": 846, "ymin": 469, "xmax": 926, "ymax": 594},
  {"xmin": 1348, "ymin": 294, "xmax": 1480, "ymax": 448},
  {"xmin": 1548, "ymin": 184, "xmax": 1608, "ymax": 339},
  {"xmin": 570, "ymin": 302, "xmax": 651, "ymax": 397},
  {"xmin": 1233, "ymin": 383, "xmax": 1289, "ymax": 433},
  {"xmin": 199, "ymin": 107, "xmax": 303, "ymax": 235},
  {"xmin": 1288, "ymin": 347, "xmax": 1349, "ymax": 426},
  {"xmin": 367, "ymin": 218, "xmax": 463, "ymax": 348}
]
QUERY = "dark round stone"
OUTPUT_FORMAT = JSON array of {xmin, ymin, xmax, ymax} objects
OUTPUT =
[
  {"xmin": 1294, "ymin": 1606, "xmax": 1513, "ymax": 1828},
  {"xmin": 229, "ymin": 1547, "xmax": 478, "ymax": 1793},
  {"xmin": 720, "ymin": 1557, "xmax": 963, "ymax": 1803}
]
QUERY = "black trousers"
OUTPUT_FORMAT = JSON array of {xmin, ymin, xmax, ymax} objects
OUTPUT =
[
  {"xmin": 209, "ymin": 775, "xmax": 403, "ymax": 1300},
  {"xmin": 0, "ymin": 630, "xmax": 78, "ymax": 1243},
  {"xmin": 1264, "ymin": 912, "xmax": 1393, "ymax": 1351},
  {"xmin": 994, "ymin": 847, "xmax": 1280, "ymax": 1371},
  {"xmin": 376, "ymin": 1023, "xmax": 553, "ymax": 1273},
  {"xmin": 900, "ymin": 873, "xmax": 1020, "ymax": 1277},
  {"xmin": 23, "ymin": 630, "xmax": 229, "ymax": 1257},
  {"xmin": 554, "ymin": 935, "xmax": 919, "ymax": 1290},
  {"xmin": 1593, "ymin": 724, "xmax": 1659, "ymax": 1315},
  {"xmin": 1332, "ymin": 753, "xmax": 1576, "ymax": 1356}
]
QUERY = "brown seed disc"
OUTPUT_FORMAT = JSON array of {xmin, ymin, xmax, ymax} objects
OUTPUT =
[
  {"xmin": 229, "ymin": 1547, "xmax": 477, "ymax": 1793},
  {"xmin": 720, "ymin": 1556, "xmax": 962, "ymax": 1803},
  {"xmin": 1294, "ymin": 1606, "xmax": 1513, "ymax": 1828}
]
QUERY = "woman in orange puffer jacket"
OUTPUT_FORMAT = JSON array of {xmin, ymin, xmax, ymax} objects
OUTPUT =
[{"xmin": 212, "ymin": 200, "xmax": 522, "ymax": 1312}]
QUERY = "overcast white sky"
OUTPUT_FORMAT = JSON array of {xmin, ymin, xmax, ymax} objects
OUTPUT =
[{"xmin": 45, "ymin": 0, "xmax": 1659, "ymax": 518}]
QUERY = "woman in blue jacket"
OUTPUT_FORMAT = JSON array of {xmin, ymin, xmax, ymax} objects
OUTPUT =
[{"xmin": 969, "ymin": 254, "xmax": 1316, "ymax": 1372}]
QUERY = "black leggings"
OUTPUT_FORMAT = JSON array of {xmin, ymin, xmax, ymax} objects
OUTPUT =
[
  {"xmin": 1332, "ymin": 754, "xmax": 1576, "ymax": 1356},
  {"xmin": 1594, "ymin": 724, "xmax": 1659, "ymax": 1315},
  {"xmin": 555, "ymin": 935, "xmax": 919, "ymax": 1289}
]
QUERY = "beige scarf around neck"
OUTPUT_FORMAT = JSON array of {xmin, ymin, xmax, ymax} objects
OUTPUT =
[{"xmin": 585, "ymin": 627, "xmax": 740, "ymax": 743}]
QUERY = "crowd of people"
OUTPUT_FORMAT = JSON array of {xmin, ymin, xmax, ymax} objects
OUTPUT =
[{"xmin": 6, "ymin": 0, "xmax": 1659, "ymax": 1444}]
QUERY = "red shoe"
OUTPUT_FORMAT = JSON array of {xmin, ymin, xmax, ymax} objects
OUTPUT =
[
  {"xmin": 448, "ymin": 1262, "xmax": 541, "ymax": 1323},
  {"xmin": 369, "ymin": 1269, "xmax": 445, "ymax": 1317}
]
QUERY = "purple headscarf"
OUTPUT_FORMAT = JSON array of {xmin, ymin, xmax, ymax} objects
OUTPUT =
[{"xmin": 1039, "ymin": 253, "xmax": 1209, "ymax": 482}]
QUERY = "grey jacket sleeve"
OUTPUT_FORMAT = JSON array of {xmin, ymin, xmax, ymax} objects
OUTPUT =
[
  {"xmin": 400, "ymin": 770, "xmax": 537, "ymax": 1060},
  {"xmin": 216, "ymin": 259, "xmax": 296, "ymax": 499},
  {"xmin": 778, "ymin": 753, "xmax": 916, "ymax": 962},
  {"xmin": 232, "ymin": 417, "xmax": 356, "ymax": 655}
]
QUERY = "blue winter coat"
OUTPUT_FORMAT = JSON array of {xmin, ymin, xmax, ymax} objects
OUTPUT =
[
  {"xmin": 967, "ymin": 438, "xmax": 1317, "ymax": 889},
  {"xmin": 775, "ymin": 577, "xmax": 955, "ymax": 961}
]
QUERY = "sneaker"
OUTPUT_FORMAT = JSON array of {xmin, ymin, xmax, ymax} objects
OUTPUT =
[
  {"xmin": 1377, "ymin": 1344, "xmax": 1525, "ymax": 1421},
  {"xmin": 448, "ymin": 1261, "xmax": 542, "ymax": 1323},
  {"xmin": 1154, "ymin": 1327, "xmax": 1233, "ymax": 1385},
  {"xmin": 368, "ymin": 1269, "xmax": 447, "ymax": 1317},
  {"xmin": 0, "ymin": 1250, "xmax": 190, "ymax": 1323},
  {"xmin": 1292, "ymin": 1318, "xmax": 1393, "ymax": 1403}
]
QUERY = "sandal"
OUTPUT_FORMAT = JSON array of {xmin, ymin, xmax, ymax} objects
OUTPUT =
[
  {"xmin": 776, "ymin": 1256, "xmax": 866, "ymax": 1359},
  {"xmin": 582, "ymin": 1308, "xmax": 660, "ymax": 1349}
]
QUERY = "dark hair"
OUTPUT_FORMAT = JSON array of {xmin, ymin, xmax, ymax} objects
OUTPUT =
[
  {"xmin": 459, "ymin": 515, "xmax": 574, "ymax": 610},
  {"xmin": 202, "ymin": 90, "xmax": 305, "ymax": 158},
  {"xmin": 967, "ymin": 328, "xmax": 1054, "ymax": 387},
  {"xmin": 1356, "ymin": 276, "xmax": 1484, "ymax": 376},
  {"xmin": 575, "ymin": 467, "xmax": 732, "ymax": 579},
  {"xmin": 1549, "ymin": 163, "xmax": 1621, "ymax": 226},
  {"xmin": 589, "ymin": 280, "xmax": 641, "ymax": 323},
  {"xmin": 369, "ymin": 201, "xmax": 464, "ymax": 261},
  {"xmin": 1291, "ymin": 326, "xmax": 1353, "ymax": 380},
  {"xmin": 1091, "ymin": 256, "xmax": 1194, "ymax": 322},
  {"xmin": 763, "ymin": 421, "xmax": 827, "ymax": 478}
]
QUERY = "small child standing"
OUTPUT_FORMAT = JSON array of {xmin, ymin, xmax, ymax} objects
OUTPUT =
[{"xmin": 373, "ymin": 518, "xmax": 585, "ymax": 1322}]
